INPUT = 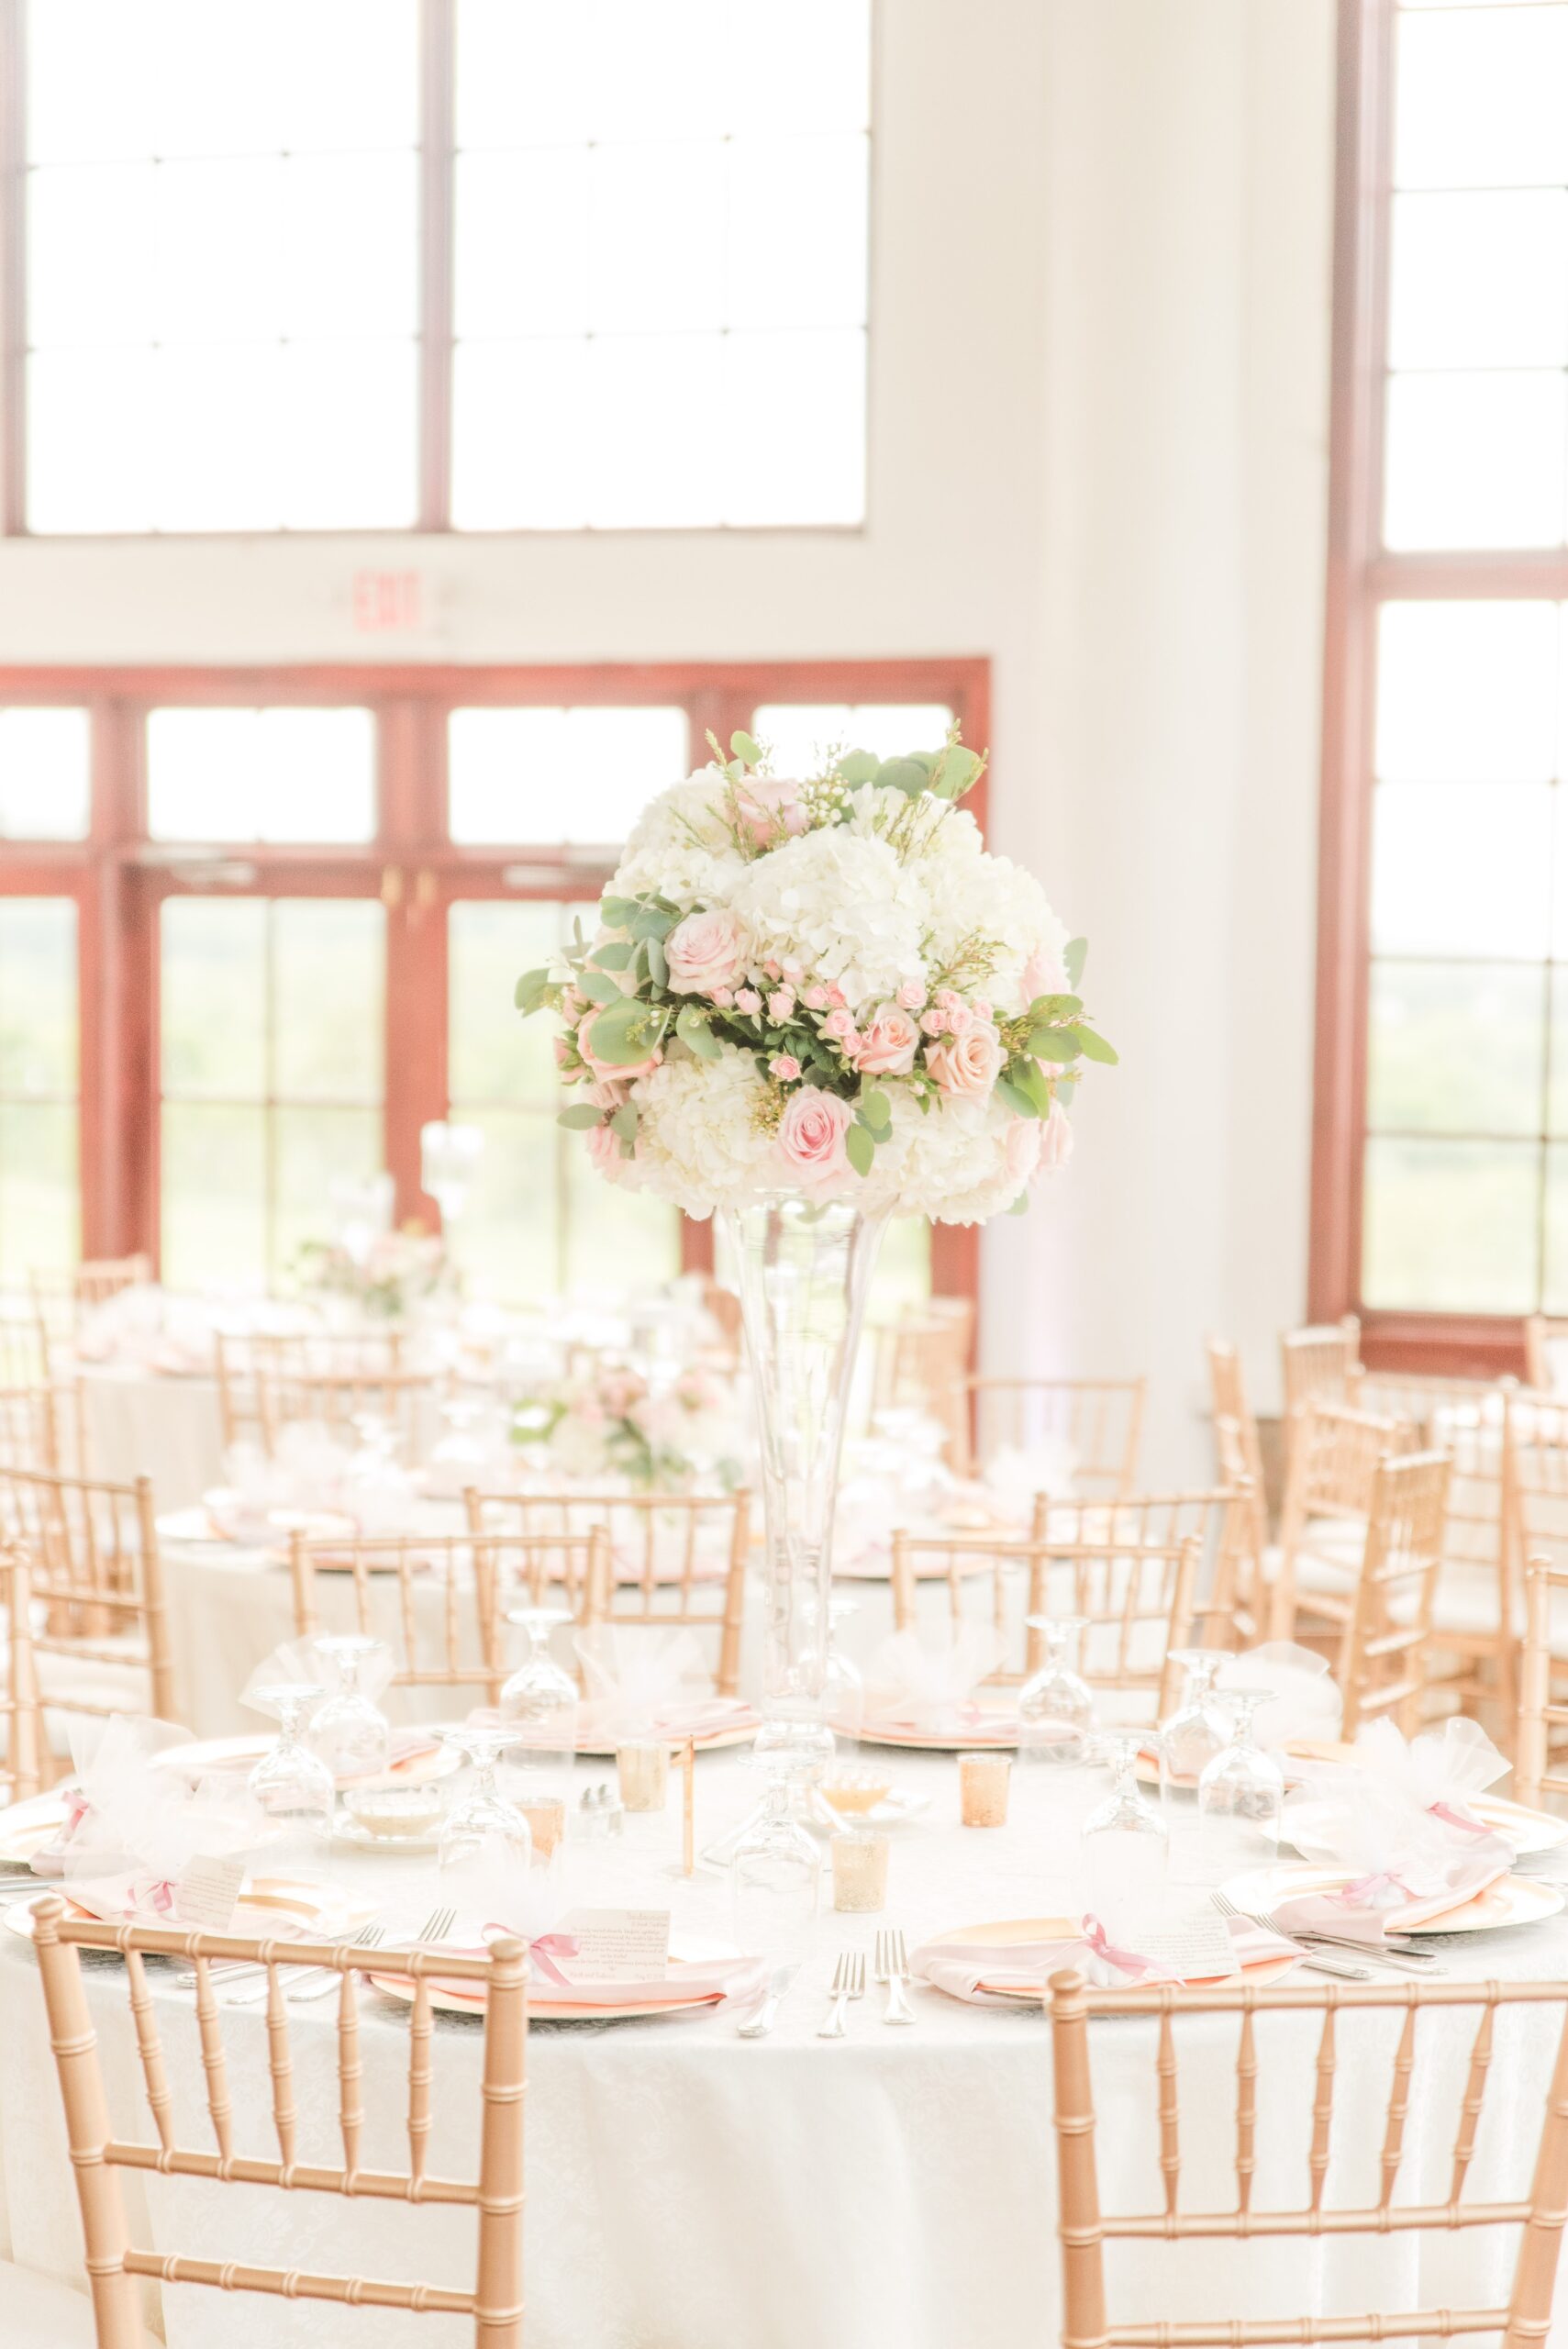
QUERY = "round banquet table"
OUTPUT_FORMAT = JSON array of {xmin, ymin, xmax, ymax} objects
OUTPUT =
[
  {"xmin": 1, "ymin": 1749, "xmax": 1566, "ymax": 2349},
  {"xmin": 80, "ymin": 1366, "xmax": 227, "ymax": 1510}
]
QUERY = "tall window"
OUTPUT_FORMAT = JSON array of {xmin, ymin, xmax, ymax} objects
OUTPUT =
[
  {"xmin": 5, "ymin": 0, "xmax": 872, "ymax": 534},
  {"xmin": 0, "ymin": 662, "xmax": 986, "ymax": 1305},
  {"xmin": 1316, "ymin": 0, "xmax": 1568, "ymax": 1366}
]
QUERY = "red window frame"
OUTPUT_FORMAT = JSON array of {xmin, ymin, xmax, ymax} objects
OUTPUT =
[
  {"xmin": 0, "ymin": 655, "xmax": 990, "ymax": 1316},
  {"xmin": 1310, "ymin": 0, "xmax": 1565, "ymax": 1376}
]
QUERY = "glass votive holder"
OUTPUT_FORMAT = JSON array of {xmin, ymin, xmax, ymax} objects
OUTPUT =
[
  {"xmin": 519, "ymin": 1797, "xmax": 565, "ymax": 1861},
  {"xmin": 617, "ymin": 1742, "xmax": 670, "ymax": 1813},
  {"xmin": 958, "ymin": 1750, "xmax": 1012, "ymax": 1828},
  {"xmin": 830, "ymin": 1831, "xmax": 891, "ymax": 1913}
]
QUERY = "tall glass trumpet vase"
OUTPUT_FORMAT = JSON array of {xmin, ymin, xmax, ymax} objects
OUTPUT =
[{"xmin": 721, "ymin": 1196, "xmax": 890, "ymax": 1777}]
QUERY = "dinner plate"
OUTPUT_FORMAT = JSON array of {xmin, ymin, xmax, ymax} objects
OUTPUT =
[
  {"xmin": 852, "ymin": 1709, "xmax": 1018, "ymax": 1753},
  {"xmin": 148, "ymin": 1733, "xmax": 463, "ymax": 1795},
  {"xmin": 573, "ymin": 1705, "xmax": 761, "ymax": 1757},
  {"xmin": 928, "ymin": 1913, "xmax": 1298, "ymax": 1995},
  {"xmin": 1270, "ymin": 1788, "xmax": 1568, "ymax": 1863},
  {"xmin": 368, "ymin": 1930, "xmax": 740, "ymax": 2022},
  {"xmin": 0, "ymin": 1794, "xmax": 72, "ymax": 1866},
  {"xmin": 5, "ymin": 1875, "xmax": 364, "ymax": 1944},
  {"xmin": 1224, "ymin": 1860, "xmax": 1565, "ymax": 1935},
  {"xmin": 330, "ymin": 1817, "xmax": 443, "ymax": 1856}
]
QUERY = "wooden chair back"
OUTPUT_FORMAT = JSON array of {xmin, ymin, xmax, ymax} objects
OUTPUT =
[
  {"xmin": 1205, "ymin": 1338, "xmax": 1269, "ymax": 1554},
  {"xmin": 1336, "ymin": 1447, "xmax": 1451, "ymax": 1735},
  {"xmin": 0, "ymin": 1383, "xmax": 58, "ymax": 1473},
  {"xmin": 0, "ymin": 1298, "xmax": 50, "ymax": 1388},
  {"xmin": 289, "ymin": 1525, "xmax": 612, "ymax": 1708},
  {"xmin": 1279, "ymin": 1313, "xmax": 1362, "ymax": 1418},
  {"xmin": 215, "ymin": 1327, "xmax": 408, "ymax": 1447},
  {"xmin": 0, "ymin": 1464, "xmax": 175, "ymax": 1725},
  {"xmin": 464, "ymin": 1488, "xmax": 750, "ymax": 1697},
  {"xmin": 0, "ymin": 1543, "xmax": 41, "ymax": 1801},
  {"xmin": 1269, "ymin": 1397, "xmax": 1412, "ymax": 1641},
  {"xmin": 953, "ymin": 1375, "xmax": 1145, "ymax": 1497},
  {"xmin": 1029, "ymin": 1486, "xmax": 1257, "ymax": 1653},
  {"xmin": 250, "ymin": 1362, "xmax": 437, "ymax": 1460},
  {"xmin": 32, "ymin": 1898, "xmax": 526, "ymax": 2346},
  {"xmin": 1517, "ymin": 1556, "xmax": 1568, "ymax": 1809},
  {"xmin": 1049, "ymin": 1967, "xmax": 1568, "ymax": 2349},
  {"xmin": 890, "ymin": 1530, "xmax": 1199, "ymax": 1716},
  {"xmin": 869, "ymin": 1297, "xmax": 973, "ymax": 1459}
]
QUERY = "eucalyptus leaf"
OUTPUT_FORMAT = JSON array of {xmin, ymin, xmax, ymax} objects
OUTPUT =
[
  {"xmin": 675, "ymin": 1008, "xmax": 721, "ymax": 1063},
  {"xmin": 1074, "ymin": 1027, "xmax": 1118, "ymax": 1065},
  {"xmin": 514, "ymin": 967, "xmax": 550, "ymax": 1014},
  {"xmin": 579, "ymin": 969, "xmax": 622, "ymax": 1006},
  {"xmin": 861, "ymin": 1087, "xmax": 890, "ymax": 1128},
  {"xmin": 1014, "ymin": 1059, "xmax": 1054, "ymax": 1115},
  {"xmin": 1006, "ymin": 1189, "xmax": 1030, "ymax": 1216},
  {"xmin": 646, "ymin": 935, "xmax": 669, "ymax": 990},
  {"xmin": 836, "ymin": 748, "xmax": 880, "ymax": 785},
  {"xmin": 995, "ymin": 1076, "xmax": 1043, "ymax": 1120},
  {"xmin": 929, "ymin": 744, "xmax": 981, "ymax": 800},
  {"xmin": 600, "ymin": 896, "xmax": 635, "ymax": 929},
  {"xmin": 1029, "ymin": 1030, "xmax": 1078, "ymax": 1063},
  {"xmin": 582, "ymin": 996, "xmax": 661, "ymax": 1067},
  {"xmin": 730, "ymin": 729, "xmax": 761, "ymax": 764},
  {"xmin": 845, "ymin": 1122, "xmax": 875, "ymax": 1178},
  {"xmin": 558, "ymin": 1105, "xmax": 603, "ymax": 1130},
  {"xmin": 593, "ymin": 940, "xmax": 634, "ymax": 971},
  {"xmin": 1028, "ymin": 993, "xmax": 1082, "ymax": 1021},
  {"xmin": 875, "ymin": 756, "xmax": 929, "ymax": 798},
  {"xmin": 610, "ymin": 1103, "xmax": 639, "ymax": 1142},
  {"xmin": 1056, "ymin": 1077, "xmax": 1076, "ymax": 1108},
  {"xmin": 632, "ymin": 906, "xmax": 675, "ymax": 942},
  {"xmin": 1063, "ymin": 937, "xmax": 1087, "ymax": 988}
]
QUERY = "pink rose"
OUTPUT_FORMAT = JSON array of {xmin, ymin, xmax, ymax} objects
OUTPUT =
[
  {"xmin": 587, "ymin": 1074, "xmax": 630, "ymax": 1111},
  {"xmin": 926, "ymin": 1021, "xmax": 1004, "ymax": 1099},
  {"xmin": 666, "ymin": 908, "xmax": 748, "ymax": 996},
  {"xmin": 821, "ymin": 1008, "xmax": 856, "ymax": 1041},
  {"xmin": 827, "ymin": 986, "xmax": 847, "ymax": 1010},
  {"xmin": 778, "ymin": 1086, "xmax": 852, "ymax": 1187},
  {"xmin": 782, "ymin": 960, "xmax": 804, "ymax": 983},
  {"xmin": 920, "ymin": 1009, "xmax": 947, "ymax": 1037},
  {"xmin": 935, "ymin": 988, "xmax": 962, "ymax": 1010},
  {"xmin": 763, "ymin": 959, "xmax": 782, "ymax": 982},
  {"xmin": 853, "ymin": 1003, "xmax": 920, "ymax": 1077},
  {"xmin": 770, "ymin": 1053, "xmax": 802, "ymax": 1083},
  {"xmin": 1039, "ymin": 1100, "xmax": 1073, "ymax": 1171},
  {"xmin": 1022, "ymin": 945, "xmax": 1069, "ymax": 1004},
  {"xmin": 803, "ymin": 985, "xmax": 829, "ymax": 1011},
  {"xmin": 736, "ymin": 987, "xmax": 762, "ymax": 1016},
  {"xmin": 735, "ymin": 776, "xmax": 810, "ymax": 846},
  {"xmin": 710, "ymin": 985, "xmax": 735, "ymax": 1009},
  {"xmin": 586, "ymin": 1123, "xmax": 623, "ymax": 1182},
  {"xmin": 942, "ymin": 1002, "xmax": 974, "ymax": 1038},
  {"xmin": 768, "ymin": 988, "xmax": 795, "ymax": 1020},
  {"xmin": 579, "ymin": 1010, "xmax": 661, "ymax": 1085},
  {"xmin": 895, "ymin": 979, "xmax": 927, "ymax": 1012},
  {"xmin": 973, "ymin": 998, "xmax": 992, "ymax": 1022},
  {"xmin": 1005, "ymin": 1116, "xmax": 1044, "ymax": 1188}
]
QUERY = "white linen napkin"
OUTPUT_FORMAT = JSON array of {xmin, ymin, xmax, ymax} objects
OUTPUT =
[{"xmin": 862, "ymin": 1624, "xmax": 1010, "ymax": 1738}]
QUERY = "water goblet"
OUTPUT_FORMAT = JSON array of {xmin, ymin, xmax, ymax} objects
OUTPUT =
[
  {"xmin": 310, "ymin": 1633, "xmax": 391, "ymax": 1782},
  {"xmin": 1157, "ymin": 1649, "xmax": 1232, "ymax": 1798},
  {"xmin": 730, "ymin": 1754, "xmax": 822, "ymax": 1964},
  {"xmin": 1018, "ymin": 1616, "xmax": 1094, "ymax": 1766},
  {"xmin": 1197, "ymin": 1688, "xmax": 1284, "ymax": 1876},
  {"xmin": 1080, "ymin": 1731, "xmax": 1169, "ymax": 1935},
  {"xmin": 248, "ymin": 1681, "xmax": 336, "ymax": 1839},
  {"xmin": 438, "ymin": 1725, "xmax": 533, "ymax": 1907},
  {"xmin": 501, "ymin": 1607, "xmax": 579, "ymax": 1858}
]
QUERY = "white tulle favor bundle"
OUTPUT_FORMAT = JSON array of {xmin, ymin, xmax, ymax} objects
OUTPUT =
[{"xmin": 42, "ymin": 1714, "xmax": 261, "ymax": 1924}]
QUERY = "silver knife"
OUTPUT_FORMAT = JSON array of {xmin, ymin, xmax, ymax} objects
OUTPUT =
[{"xmin": 738, "ymin": 1963, "xmax": 797, "ymax": 2039}]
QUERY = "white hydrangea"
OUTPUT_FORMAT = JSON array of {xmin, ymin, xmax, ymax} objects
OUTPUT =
[
  {"xmin": 729, "ymin": 826, "xmax": 929, "ymax": 1012},
  {"xmin": 611, "ymin": 771, "xmax": 748, "ymax": 910},
  {"xmin": 629, "ymin": 1042, "xmax": 774, "ymax": 1218},
  {"xmin": 914, "ymin": 807, "xmax": 1068, "ymax": 1015},
  {"xmin": 858, "ymin": 1089, "xmax": 1032, "ymax": 1225}
]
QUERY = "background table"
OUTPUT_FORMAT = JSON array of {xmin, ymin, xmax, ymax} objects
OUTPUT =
[{"xmin": 1, "ymin": 1749, "xmax": 1564, "ymax": 2349}]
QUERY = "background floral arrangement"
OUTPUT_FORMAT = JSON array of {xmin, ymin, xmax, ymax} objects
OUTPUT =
[
  {"xmin": 517, "ymin": 728, "xmax": 1114, "ymax": 1223},
  {"xmin": 512, "ymin": 1363, "xmax": 744, "ymax": 1490},
  {"xmin": 294, "ymin": 1228, "xmax": 450, "ymax": 1321}
]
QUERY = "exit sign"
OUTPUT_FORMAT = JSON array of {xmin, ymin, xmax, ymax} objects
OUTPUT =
[{"xmin": 350, "ymin": 569, "xmax": 425, "ymax": 634}]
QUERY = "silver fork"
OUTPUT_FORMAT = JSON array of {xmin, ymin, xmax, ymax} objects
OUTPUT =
[
  {"xmin": 256, "ymin": 1905, "xmax": 453, "ymax": 2006},
  {"xmin": 1212, "ymin": 1892, "xmax": 1373, "ymax": 1982},
  {"xmin": 817, "ymin": 1949, "xmax": 866, "ymax": 2038},
  {"xmin": 1236, "ymin": 1898, "xmax": 1442, "ymax": 1976},
  {"xmin": 219, "ymin": 1920, "xmax": 386, "ymax": 2007},
  {"xmin": 875, "ymin": 1928, "xmax": 916, "ymax": 2025}
]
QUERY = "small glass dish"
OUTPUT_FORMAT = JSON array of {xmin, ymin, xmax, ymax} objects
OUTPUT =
[{"xmin": 339, "ymin": 1783, "xmax": 447, "ymax": 1847}]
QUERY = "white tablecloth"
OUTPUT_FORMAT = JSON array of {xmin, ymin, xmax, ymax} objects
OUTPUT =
[
  {"xmin": 1, "ymin": 1751, "xmax": 1564, "ymax": 2349},
  {"xmin": 81, "ymin": 1369, "xmax": 226, "ymax": 1511}
]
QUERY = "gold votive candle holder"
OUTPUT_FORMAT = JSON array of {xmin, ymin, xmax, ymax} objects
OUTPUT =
[
  {"xmin": 519, "ymin": 1797, "xmax": 565, "ymax": 1861},
  {"xmin": 616, "ymin": 1742, "xmax": 670, "ymax": 1813},
  {"xmin": 830, "ymin": 1831, "xmax": 891, "ymax": 1913},
  {"xmin": 958, "ymin": 1750, "xmax": 1011, "ymax": 1828}
]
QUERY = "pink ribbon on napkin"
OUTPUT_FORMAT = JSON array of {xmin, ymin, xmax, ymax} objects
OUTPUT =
[
  {"xmin": 483, "ymin": 1925, "xmax": 582, "ymax": 1987},
  {"xmin": 1081, "ymin": 1914, "xmax": 1178, "ymax": 1983},
  {"xmin": 1429, "ymin": 1801, "xmax": 1492, "ymax": 1838}
]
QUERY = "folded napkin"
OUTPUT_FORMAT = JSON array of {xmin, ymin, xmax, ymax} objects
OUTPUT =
[
  {"xmin": 573, "ymin": 1625, "xmax": 716, "ymax": 1740},
  {"xmin": 573, "ymin": 1695, "xmax": 759, "ymax": 1744},
  {"xmin": 1270, "ymin": 1852, "xmax": 1511, "ymax": 1943},
  {"xmin": 982, "ymin": 1436, "xmax": 1080, "ymax": 1524},
  {"xmin": 862, "ymin": 1625, "xmax": 1010, "ymax": 1738},
  {"xmin": 41, "ymin": 1713, "xmax": 262, "ymax": 1921},
  {"xmin": 912, "ymin": 1912, "xmax": 1293, "ymax": 2004}
]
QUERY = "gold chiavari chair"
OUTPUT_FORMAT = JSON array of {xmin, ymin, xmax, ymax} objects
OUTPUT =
[
  {"xmin": 463, "ymin": 1488, "xmax": 751, "ymax": 1698},
  {"xmin": 1517, "ymin": 1556, "xmax": 1568, "ymax": 1809},
  {"xmin": 890, "ymin": 1529, "xmax": 1199, "ymax": 1718},
  {"xmin": 1205, "ymin": 1336, "xmax": 1269, "ymax": 1559},
  {"xmin": 952, "ymin": 1375, "xmax": 1145, "ymax": 1498},
  {"xmin": 1525, "ymin": 1313, "xmax": 1568, "ymax": 1395},
  {"xmin": 1029, "ymin": 1486, "xmax": 1256, "ymax": 1655},
  {"xmin": 1336, "ymin": 1447, "xmax": 1450, "ymax": 1736},
  {"xmin": 0, "ymin": 1297, "xmax": 50, "ymax": 1388},
  {"xmin": 0, "ymin": 1464, "xmax": 175, "ymax": 1737},
  {"xmin": 29, "ymin": 1257, "xmax": 154, "ymax": 1354},
  {"xmin": 216, "ymin": 1328, "xmax": 410, "ymax": 1449},
  {"xmin": 289, "ymin": 1526, "xmax": 612, "ymax": 1709},
  {"xmin": 1500, "ymin": 1396, "xmax": 1568, "ymax": 1740},
  {"xmin": 0, "ymin": 1544, "xmax": 42, "ymax": 1803},
  {"xmin": 1266, "ymin": 1397, "xmax": 1412, "ymax": 1642},
  {"xmin": 1048, "ymin": 1968, "xmax": 1568, "ymax": 2349},
  {"xmin": 869, "ymin": 1297, "xmax": 974, "ymax": 1460},
  {"xmin": 252, "ymin": 1363, "xmax": 438, "ymax": 1461},
  {"xmin": 0, "ymin": 1384, "xmax": 58, "ymax": 1473},
  {"xmin": 33, "ymin": 1899, "xmax": 527, "ymax": 2349},
  {"xmin": 1280, "ymin": 1312, "xmax": 1362, "ymax": 1418}
]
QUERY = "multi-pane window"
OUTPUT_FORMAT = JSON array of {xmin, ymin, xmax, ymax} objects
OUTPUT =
[
  {"xmin": 0, "ymin": 708, "xmax": 91, "ymax": 840},
  {"xmin": 1321, "ymin": 0, "xmax": 1568, "ymax": 1353},
  {"xmin": 10, "ymin": 0, "xmax": 872, "ymax": 535},
  {"xmin": 25, "ymin": 0, "xmax": 421, "ymax": 531},
  {"xmin": 0, "ymin": 898, "xmax": 78, "ymax": 1284},
  {"xmin": 448, "ymin": 707, "xmax": 689, "ymax": 844},
  {"xmin": 147, "ymin": 707, "xmax": 377, "ymax": 843}
]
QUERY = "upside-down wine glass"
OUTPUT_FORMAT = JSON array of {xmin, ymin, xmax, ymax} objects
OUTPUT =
[
  {"xmin": 730, "ymin": 1753, "xmax": 823, "ymax": 1963},
  {"xmin": 500, "ymin": 1607, "xmax": 578, "ymax": 1861},
  {"xmin": 309, "ymin": 1633, "xmax": 391, "ymax": 1782},
  {"xmin": 438, "ymin": 1724, "xmax": 533, "ymax": 1907},
  {"xmin": 1080, "ymin": 1731, "xmax": 1169, "ymax": 1938},
  {"xmin": 248, "ymin": 1681, "xmax": 336, "ymax": 1839},
  {"xmin": 1157, "ymin": 1649, "xmax": 1232, "ymax": 1798},
  {"xmin": 1197, "ymin": 1688, "xmax": 1284, "ymax": 1876},
  {"xmin": 1018, "ymin": 1616, "xmax": 1094, "ymax": 1765}
]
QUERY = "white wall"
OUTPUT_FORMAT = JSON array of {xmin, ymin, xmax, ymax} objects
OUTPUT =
[{"xmin": 0, "ymin": 0, "xmax": 1338, "ymax": 1477}]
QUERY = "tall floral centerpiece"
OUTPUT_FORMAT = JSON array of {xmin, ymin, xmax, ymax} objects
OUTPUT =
[{"xmin": 516, "ymin": 728, "xmax": 1114, "ymax": 1762}]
